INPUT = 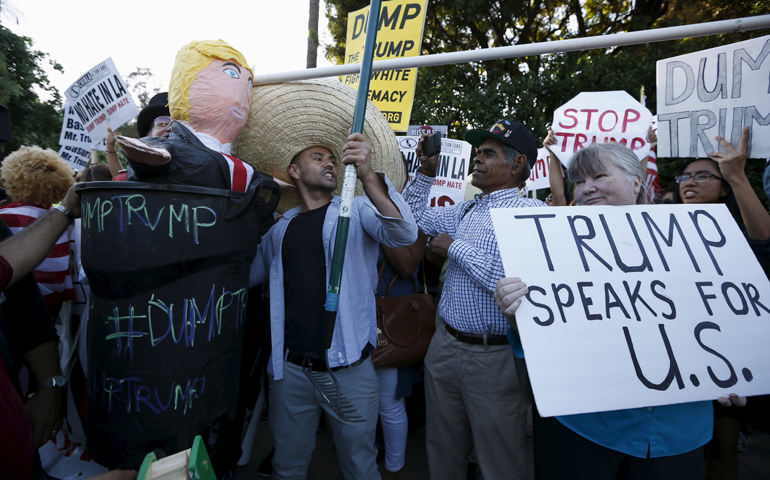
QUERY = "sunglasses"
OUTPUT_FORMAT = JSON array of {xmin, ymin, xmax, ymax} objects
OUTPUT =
[
  {"xmin": 153, "ymin": 116, "xmax": 173, "ymax": 129},
  {"xmin": 674, "ymin": 172, "xmax": 725, "ymax": 184}
]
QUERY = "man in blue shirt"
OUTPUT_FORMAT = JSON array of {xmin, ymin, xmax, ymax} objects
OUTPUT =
[
  {"xmin": 403, "ymin": 119, "xmax": 546, "ymax": 480},
  {"xmin": 249, "ymin": 132, "xmax": 417, "ymax": 480}
]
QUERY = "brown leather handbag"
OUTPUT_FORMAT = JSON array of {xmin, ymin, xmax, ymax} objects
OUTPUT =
[{"xmin": 371, "ymin": 262, "xmax": 436, "ymax": 368}]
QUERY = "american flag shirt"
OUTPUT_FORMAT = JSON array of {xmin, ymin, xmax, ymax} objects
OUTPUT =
[
  {"xmin": 0, "ymin": 203, "xmax": 75, "ymax": 305},
  {"xmin": 403, "ymin": 172, "xmax": 547, "ymax": 334}
]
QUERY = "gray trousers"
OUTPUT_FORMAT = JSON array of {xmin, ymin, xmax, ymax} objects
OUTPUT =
[
  {"xmin": 425, "ymin": 324, "xmax": 532, "ymax": 480},
  {"xmin": 268, "ymin": 357, "xmax": 381, "ymax": 480}
]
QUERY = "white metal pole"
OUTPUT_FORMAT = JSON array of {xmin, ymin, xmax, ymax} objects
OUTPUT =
[{"xmin": 254, "ymin": 15, "xmax": 770, "ymax": 85}]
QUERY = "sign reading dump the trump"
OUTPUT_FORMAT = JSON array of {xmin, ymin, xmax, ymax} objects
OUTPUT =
[
  {"xmin": 343, "ymin": 0, "xmax": 427, "ymax": 131},
  {"xmin": 491, "ymin": 204, "xmax": 770, "ymax": 417},
  {"xmin": 656, "ymin": 36, "xmax": 770, "ymax": 158},
  {"xmin": 550, "ymin": 91, "xmax": 653, "ymax": 167}
]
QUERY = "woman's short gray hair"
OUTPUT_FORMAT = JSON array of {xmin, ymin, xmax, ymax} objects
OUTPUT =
[{"xmin": 567, "ymin": 142, "xmax": 646, "ymax": 204}]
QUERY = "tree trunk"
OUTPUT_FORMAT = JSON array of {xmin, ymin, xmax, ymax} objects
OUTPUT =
[{"xmin": 307, "ymin": 0, "xmax": 320, "ymax": 68}]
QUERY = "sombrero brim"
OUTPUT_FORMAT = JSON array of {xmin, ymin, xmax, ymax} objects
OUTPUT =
[{"xmin": 232, "ymin": 78, "xmax": 405, "ymax": 213}]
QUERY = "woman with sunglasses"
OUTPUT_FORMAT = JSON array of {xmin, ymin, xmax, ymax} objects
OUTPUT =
[{"xmin": 673, "ymin": 126, "xmax": 770, "ymax": 480}]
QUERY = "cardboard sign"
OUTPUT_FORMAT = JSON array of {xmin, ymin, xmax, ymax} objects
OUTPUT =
[
  {"xmin": 400, "ymin": 135, "xmax": 470, "ymax": 207},
  {"xmin": 551, "ymin": 91, "xmax": 653, "ymax": 167},
  {"xmin": 342, "ymin": 0, "xmax": 427, "ymax": 131},
  {"xmin": 656, "ymin": 36, "xmax": 770, "ymax": 158},
  {"xmin": 491, "ymin": 204, "xmax": 770, "ymax": 417},
  {"xmin": 526, "ymin": 148, "xmax": 553, "ymax": 192},
  {"xmin": 59, "ymin": 103, "xmax": 107, "ymax": 151},
  {"xmin": 58, "ymin": 144, "xmax": 91, "ymax": 171},
  {"xmin": 64, "ymin": 58, "xmax": 139, "ymax": 143},
  {"xmin": 407, "ymin": 125, "xmax": 448, "ymax": 137}
]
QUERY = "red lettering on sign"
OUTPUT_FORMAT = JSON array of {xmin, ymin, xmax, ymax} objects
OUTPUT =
[
  {"xmin": 630, "ymin": 137, "xmax": 645, "ymax": 151},
  {"xmin": 580, "ymin": 109, "xmax": 599, "ymax": 129},
  {"xmin": 554, "ymin": 132, "xmax": 574, "ymax": 152},
  {"xmin": 622, "ymin": 109, "xmax": 640, "ymax": 132},
  {"xmin": 573, "ymin": 133, "xmax": 588, "ymax": 152},
  {"xmin": 559, "ymin": 109, "xmax": 578, "ymax": 129},
  {"xmin": 598, "ymin": 110, "xmax": 618, "ymax": 132}
]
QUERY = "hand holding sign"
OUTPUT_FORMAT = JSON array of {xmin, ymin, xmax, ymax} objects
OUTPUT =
[
  {"xmin": 494, "ymin": 277, "xmax": 528, "ymax": 325},
  {"xmin": 708, "ymin": 126, "xmax": 749, "ymax": 185}
]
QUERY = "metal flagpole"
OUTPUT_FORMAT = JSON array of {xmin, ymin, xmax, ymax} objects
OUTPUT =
[{"xmin": 254, "ymin": 14, "xmax": 770, "ymax": 85}]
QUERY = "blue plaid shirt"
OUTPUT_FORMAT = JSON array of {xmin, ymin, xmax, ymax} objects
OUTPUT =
[{"xmin": 404, "ymin": 172, "xmax": 546, "ymax": 334}]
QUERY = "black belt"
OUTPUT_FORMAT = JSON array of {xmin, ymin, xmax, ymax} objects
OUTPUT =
[
  {"xmin": 285, "ymin": 346, "xmax": 371, "ymax": 372},
  {"xmin": 445, "ymin": 324, "xmax": 509, "ymax": 346}
]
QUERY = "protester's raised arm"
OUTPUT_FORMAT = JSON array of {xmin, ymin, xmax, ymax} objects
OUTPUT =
[
  {"xmin": 0, "ymin": 186, "xmax": 79, "ymax": 287},
  {"xmin": 544, "ymin": 130, "xmax": 567, "ymax": 206},
  {"xmin": 711, "ymin": 126, "xmax": 770, "ymax": 241}
]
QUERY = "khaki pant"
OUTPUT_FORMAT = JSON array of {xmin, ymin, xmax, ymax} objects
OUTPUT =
[{"xmin": 425, "ymin": 324, "xmax": 532, "ymax": 480}]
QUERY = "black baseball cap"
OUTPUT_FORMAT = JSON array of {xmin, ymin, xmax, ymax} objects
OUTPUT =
[
  {"xmin": 137, "ymin": 92, "xmax": 170, "ymax": 138},
  {"xmin": 464, "ymin": 119, "xmax": 537, "ymax": 167}
]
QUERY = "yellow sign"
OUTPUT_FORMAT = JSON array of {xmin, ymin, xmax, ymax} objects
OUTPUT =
[{"xmin": 342, "ymin": 0, "xmax": 428, "ymax": 132}]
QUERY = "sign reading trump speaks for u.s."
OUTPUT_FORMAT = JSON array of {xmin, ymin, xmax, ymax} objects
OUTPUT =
[
  {"xmin": 656, "ymin": 35, "xmax": 770, "ymax": 158},
  {"xmin": 491, "ymin": 204, "xmax": 770, "ymax": 417}
]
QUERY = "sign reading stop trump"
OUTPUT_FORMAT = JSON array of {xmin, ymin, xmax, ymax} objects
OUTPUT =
[{"xmin": 551, "ymin": 91, "xmax": 653, "ymax": 167}]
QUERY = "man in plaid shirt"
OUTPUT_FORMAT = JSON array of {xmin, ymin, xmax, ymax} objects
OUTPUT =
[{"xmin": 403, "ymin": 119, "xmax": 546, "ymax": 480}]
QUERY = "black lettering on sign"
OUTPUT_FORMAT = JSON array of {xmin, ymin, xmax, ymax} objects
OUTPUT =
[
  {"xmin": 604, "ymin": 282, "xmax": 631, "ymax": 320},
  {"xmin": 742, "ymin": 282, "xmax": 770, "ymax": 316},
  {"xmin": 551, "ymin": 283, "xmax": 574, "ymax": 323},
  {"xmin": 513, "ymin": 214, "xmax": 556, "ymax": 271},
  {"xmin": 577, "ymin": 282, "xmax": 602, "ymax": 321},
  {"xmin": 694, "ymin": 321, "xmax": 737, "ymax": 388},
  {"xmin": 525, "ymin": 286, "xmax": 553, "ymax": 326},
  {"xmin": 650, "ymin": 280, "xmax": 676, "ymax": 320},
  {"xmin": 622, "ymin": 281, "xmax": 657, "ymax": 321},
  {"xmin": 567, "ymin": 215, "xmax": 613, "ymax": 272},
  {"xmin": 599, "ymin": 213, "xmax": 652, "ymax": 273},
  {"xmin": 624, "ymin": 324, "xmax": 685, "ymax": 391},
  {"xmin": 688, "ymin": 209, "xmax": 726, "ymax": 275},
  {"xmin": 642, "ymin": 212, "xmax": 700, "ymax": 273}
]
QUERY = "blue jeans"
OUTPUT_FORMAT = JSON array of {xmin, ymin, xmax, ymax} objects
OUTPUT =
[{"xmin": 268, "ymin": 357, "xmax": 380, "ymax": 480}]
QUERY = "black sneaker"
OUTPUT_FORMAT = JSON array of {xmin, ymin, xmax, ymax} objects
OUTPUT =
[{"xmin": 257, "ymin": 448, "xmax": 275, "ymax": 477}]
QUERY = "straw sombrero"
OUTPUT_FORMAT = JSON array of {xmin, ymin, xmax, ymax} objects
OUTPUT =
[{"xmin": 232, "ymin": 78, "xmax": 406, "ymax": 213}]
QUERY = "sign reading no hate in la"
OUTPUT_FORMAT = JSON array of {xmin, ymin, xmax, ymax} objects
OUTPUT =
[
  {"xmin": 491, "ymin": 204, "xmax": 770, "ymax": 418},
  {"xmin": 399, "ymin": 136, "xmax": 470, "ymax": 207},
  {"xmin": 343, "ymin": 0, "xmax": 428, "ymax": 132},
  {"xmin": 550, "ymin": 91, "xmax": 653, "ymax": 167},
  {"xmin": 64, "ymin": 58, "xmax": 139, "ymax": 145},
  {"xmin": 657, "ymin": 36, "xmax": 770, "ymax": 158},
  {"xmin": 57, "ymin": 103, "xmax": 108, "ymax": 171}
]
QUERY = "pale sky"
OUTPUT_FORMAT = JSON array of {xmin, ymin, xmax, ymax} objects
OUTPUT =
[{"xmin": 7, "ymin": 0, "xmax": 335, "ymax": 101}]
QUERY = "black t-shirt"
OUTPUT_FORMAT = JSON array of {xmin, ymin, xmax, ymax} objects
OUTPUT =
[{"xmin": 282, "ymin": 203, "xmax": 330, "ymax": 359}]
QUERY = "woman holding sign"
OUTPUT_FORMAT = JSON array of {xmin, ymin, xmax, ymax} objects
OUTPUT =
[
  {"xmin": 673, "ymin": 125, "xmax": 770, "ymax": 480},
  {"xmin": 495, "ymin": 141, "xmax": 712, "ymax": 480}
]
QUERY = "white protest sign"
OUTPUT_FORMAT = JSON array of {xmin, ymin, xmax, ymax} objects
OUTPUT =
[
  {"xmin": 58, "ymin": 144, "xmax": 91, "ymax": 171},
  {"xmin": 656, "ymin": 36, "xmax": 770, "ymax": 158},
  {"xmin": 491, "ymin": 204, "xmax": 770, "ymax": 417},
  {"xmin": 526, "ymin": 148, "xmax": 553, "ymax": 192},
  {"xmin": 551, "ymin": 91, "xmax": 653, "ymax": 167},
  {"xmin": 59, "ymin": 103, "xmax": 106, "ymax": 151},
  {"xmin": 400, "ymin": 136, "xmax": 470, "ymax": 207},
  {"xmin": 64, "ymin": 58, "xmax": 139, "ymax": 144}
]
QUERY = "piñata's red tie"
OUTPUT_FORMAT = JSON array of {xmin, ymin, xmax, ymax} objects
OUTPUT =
[{"xmin": 223, "ymin": 153, "xmax": 247, "ymax": 192}]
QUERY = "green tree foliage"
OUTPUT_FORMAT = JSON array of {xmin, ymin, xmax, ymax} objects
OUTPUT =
[
  {"xmin": 0, "ymin": 25, "xmax": 63, "ymax": 159},
  {"xmin": 324, "ymin": 0, "xmax": 770, "ymax": 197}
]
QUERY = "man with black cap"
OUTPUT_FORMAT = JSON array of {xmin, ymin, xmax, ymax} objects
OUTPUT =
[
  {"xmin": 403, "ymin": 119, "xmax": 546, "ymax": 480},
  {"xmin": 106, "ymin": 92, "xmax": 171, "ymax": 179}
]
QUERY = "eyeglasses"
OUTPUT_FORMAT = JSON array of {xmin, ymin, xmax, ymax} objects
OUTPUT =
[
  {"xmin": 153, "ymin": 116, "xmax": 173, "ymax": 129},
  {"xmin": 674, "ymin": 172, "xmax": 724, "ymax": 184}
]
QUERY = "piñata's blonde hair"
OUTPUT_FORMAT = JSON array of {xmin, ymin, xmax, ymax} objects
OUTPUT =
[
  {"xmin": 168, "ymin": 40, "xmax": 253, "ymax": 121},
  {"xmin": 1, "ymin": 146, "xmax": 74, "ymax": 205}
]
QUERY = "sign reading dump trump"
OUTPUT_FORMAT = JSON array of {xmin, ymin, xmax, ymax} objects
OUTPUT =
[
  {"xmin": 656, "ymin": 36, "xmax": 770, "ymax": 158},
  {"xmin": 64, "ymin": 58, "xmax": 139, "ymax": 144},
  {"xmin": 490, "ymin": 204, "xmax": 770, "ymax": 417},
  {"xmin": 550, "ymin": 91, "xmax": 653, "ymax": 167},
  {"xmin": 343, "ymin": 0, "xmax": 427, "ymax": 131},
  {"xmin": 399, "ymin": 136, "xmax": 470, "ymax": 207}
]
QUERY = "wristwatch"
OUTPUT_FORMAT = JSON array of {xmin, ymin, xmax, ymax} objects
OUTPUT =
[
  {"xmin": 38, "ymin": 374, "xmax": 66, "ymax": 390},
  {"xmin": 54, "ymin": 204, "xmax": 74, "ymax": 221}
]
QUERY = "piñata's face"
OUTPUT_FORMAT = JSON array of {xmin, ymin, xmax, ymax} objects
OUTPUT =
[{"xmin": 188, "ymin": 58, "xmax": 253, "ymax": 144}]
